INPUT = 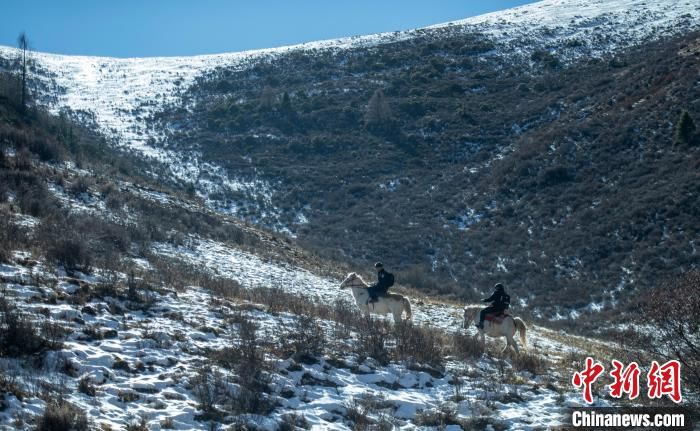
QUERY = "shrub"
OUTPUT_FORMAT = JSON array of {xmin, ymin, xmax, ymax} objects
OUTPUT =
[
  {"xmin": 288, "ymin": 314, "xmax": 325, "ymax": 363},
  {"xmin": 40, "ymin": 320, "xmax": 66, "ymax": 351},
  {"xmin": 355, "ymin": 318, "xmax": 390, "ymax": 365},
  {"xmin": 279, "ymin": 413, "xmax": 310, "ymax": 431},
  {"xmin": 14, "ymin": 147, "xmax": 32, "ymax": 170},
  {"xmin": 414, "ymin": 404, "xmax": 463, "ymax": 428},
  {"xmin": 511, "ymin": 352, "xmax": 547, "ymax": 374},
  {"xmin": 539, "ymin": 165, "xmax": 572, "ymax": 186},
  {"xmin": 0, "ymin": 212, "xmax": 17, "ymax": 262},
  {"xmin": 47, "ymin": 237, "xmax": 92, "ymax": 274},
  {"xmin": 0, "ymin": 370, "xmax": 26, "ymax": 401},
  {"xmin": 17, "ymin": 183, "xmax": 56, "ymax": 217},
  {"xmin": 392, "ymin": 322, "xmax": 445, "ymax": 367},
  {"xmin": 344, "ymin": 395, "xmax": 393, "ymax": 431},
  {"xmin": 68, "ymin": 176, "xmax": 91, "ymax": 197},
  {"xmin": 230, "ymin": 317, "xmax": 272, "ymax": 414},
  {"xmin": 36, "ymin": 401, "xmax": 89, "ymax": 431},
  {"xmin": 530, "ymin": 49, "xmax": 561, "ymax": 69},
  {"xmin": 28, "ymin": 135, "xmax": 63, "ymax": 162},
  {"xmin": 675, "ymin": 110, "xmax": 697, "ymax": 146},
  {"xmin": 0, "ymin": 296, "xmax": 47, "ymax": 356},
  {"xmin": 77, "ymin": 377, "xmax": 96, "ymax": 397},
  {"xmin": 112, "ymin": 358, "xmax": 131, "ymax": 372},
  {"xmin": 189, "ymin": 363, "xmax": 229, "ymax": 416},
  {"xmin": 125, "ymin": 416, "xmax": 149, "ymax": 431},
  {"xmin": 344, "ymin": 399, "xmax": 373, "ymax": 431},
  {"xmin": 451, "ymin": 333, "xmax": 485, "ymax": 359},
  {"xmin": 636, "ymin": 271, "xmax": 700, "ymax": 392}
]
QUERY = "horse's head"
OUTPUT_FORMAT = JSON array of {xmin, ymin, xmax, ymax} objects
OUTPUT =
[
  {"xmin": 340, "ymin": 272, "xmax": 357, "ymax": 289},
  {"xmin": 340, "ymin": 272, "xmax": 368, "ymax": 290},
  {"xmin": 463, "ymin": 305, "xmax": 480, "ymax": 329}
]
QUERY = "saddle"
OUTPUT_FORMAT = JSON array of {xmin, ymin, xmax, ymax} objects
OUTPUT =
[
  {"xmin": 484, "ymin": 310, "xmax": 509, "ymax": 324},
  {"xmin": 367, "ymin": 292, "xmax": 400, "ymax": 305}
]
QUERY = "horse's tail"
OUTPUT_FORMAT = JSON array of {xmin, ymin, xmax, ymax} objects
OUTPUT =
[
  {"xmin": 514, "ymin": 317, "xmax": 527, "ymax": 347},
  {"xmin": 402, "ymin": 297, "xmax": 412, "ymax": 321}
]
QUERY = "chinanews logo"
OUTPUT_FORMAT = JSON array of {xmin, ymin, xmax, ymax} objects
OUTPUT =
[
  {"xmin": 569, "ymin": 358, "xmax": 696, "ymax": 430},
  {"xmin": 572, "ymin": 357, "xmax": 682, "ymax": 404}
]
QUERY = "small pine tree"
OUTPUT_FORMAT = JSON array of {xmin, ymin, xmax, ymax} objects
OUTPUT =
[
  {"xmin": 259, "ymin": 85, "xmax": 275, "ymax": 110},
  {"xmin": 675, "ymin": 110, "xmax": 696, "ymax": 146},
  {"xmin": 365, "ymin": 89, "xmax": 392, "ymax": 128},
  {"xmin": 280, "ymin": 92, "xmax": 292, "ymax": 112},
  {"xmin": 16, "ymin": 32, "xmax": 30, "ymax": 110}
]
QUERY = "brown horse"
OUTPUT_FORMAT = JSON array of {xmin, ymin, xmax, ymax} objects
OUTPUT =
[{"xmin": 463, "ymin": 305, "xmax": 527, "ymax": 353}]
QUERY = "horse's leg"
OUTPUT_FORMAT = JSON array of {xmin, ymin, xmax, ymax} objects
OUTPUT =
[
  {"xmin": 392, "ymin": 305, "xmax": 402, "ymax": 323},
  {"xmin": 510, "ymin": 325, "xmax": 520, "ymax": 353},
  {"xmin": 507, "ymin": 334, "xmax": 519, "ymax": 354}
]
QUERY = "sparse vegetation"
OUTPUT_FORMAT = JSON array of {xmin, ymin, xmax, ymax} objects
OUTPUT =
[
  {"xmin": 636, "ymin": 271, "xmax": 700, "ymax": 393},
  {"xmin": 414, "ymin": 403, "xmax": 465, "ymax": 428},
  {"xmin": 510, "ymin": 351, "xmax": 548, "ymax": 375},
  {"xmin": 156, "ymin": 29, "xmax": 700, "ymax": 331},
  {"xmin": 0, "ymin": 295, "xmax": 52, "ymax": 356},
  {"xmin": 675, "ymin": 110, "xmax": 698, "ymax": 146},
  {"xmin": 451, "ymin": 332, "xmax": 486, "ymax": 359},
  {"xmin": 124, "ymin": 416, "xmax": 149, "ymax": 431},
  {"xmin": 0, "ymin": 11, "xmax": 697, "ymax": 431},
  {"xmin": 77, "ymin": 377, "xmax": 96, "ymax": 397},
  {"xmin": 287, "ymin": 314, "xmax": 326, "ymax": 363},
  {"xmin": 35, "ymin": 400, "xmax": 89, "ymax": 431}
]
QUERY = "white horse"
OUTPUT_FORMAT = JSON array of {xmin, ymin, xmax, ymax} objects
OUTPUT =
[
  {"xmin": 340, "ymin": 272, "xmax": 412, "ymax": 322},
  {"xmin": 463, "ymin": 305, "xmax": 527, "ymax": 353}
]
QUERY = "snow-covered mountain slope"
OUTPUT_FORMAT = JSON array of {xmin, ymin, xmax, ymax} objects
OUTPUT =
[
  {"xmin": 0, "ymin": 165, "xmax": 654, "ymax": 430},
  {"xmin": 0, "ymin": 255, "xmax": 589, "ymax": 431},
  {"xmin": 0, "ymin": 105, "xmax": 691, "ymax": 430},
  {"xmin": 433, "ymin": 0, "xmax": 699, "ymax": 57},
  {"xmin": 0, "ymin": 161, "xmax": 621, "ymax": 429},
  {"xmin": 0, "ymin": 0, "xmax": 697, "ymax": 230}
]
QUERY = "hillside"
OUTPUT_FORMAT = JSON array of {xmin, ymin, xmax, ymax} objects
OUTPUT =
[
  {"xmin": 1, "ymin": 1, "xmax": 699, "ymax": 427},
  {"xmin": 0, "ymin": 80, "xmax": 650, "ymax": 430},
  {"xmin": 1, "ymin": 0, "xmax": 699, "ymax": 329},
  {"xmin": 149, "ymin": 9, "xmax": 699, "ymax": 327}
]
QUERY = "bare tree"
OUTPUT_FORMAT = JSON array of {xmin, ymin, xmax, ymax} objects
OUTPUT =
[
  {"xmin": 17, "ymin": 32, "xmax": 30, "ymax": 110},
  {"xmin": 637, "ymin": 271, "xmax": 700, "ymax": 392}
]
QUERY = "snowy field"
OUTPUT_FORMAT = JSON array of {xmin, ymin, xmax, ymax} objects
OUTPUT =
[
  {"xmin": 0, "ymin": 159, "xmax": 677, "ymax": 430},
  {"xmin": 0, "ymin": 251, "xmax": 602, "ymax": 431},
  {"xmin": 152, "ymin": 236, "xmax": 605, "ymax": 358},
  {"xmin": 1, "ymin": 166, "xmax": 617, "ymax": 429}
]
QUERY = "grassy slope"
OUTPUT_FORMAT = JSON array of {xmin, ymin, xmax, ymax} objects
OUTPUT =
[{"xmin": 156, "ymin": 31, "xmax": 700, "ymax": 328}]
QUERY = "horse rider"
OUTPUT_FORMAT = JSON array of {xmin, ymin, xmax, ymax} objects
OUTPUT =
[
  {"xmin": 476, "ymin": 283, "xmax": 510, "ymax": 329},
  {"xmin": 367, "ymin": 262, "xmax": 394, "ymax": 303}
]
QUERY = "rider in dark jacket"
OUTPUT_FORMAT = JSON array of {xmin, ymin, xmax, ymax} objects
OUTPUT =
[
  {"xmin": 368, "ymin": 262, "xmax": 394, "ymax": 302},
  {"xmin": 476, "ymin": 283, "xmax": 510, "ymax": 329}
]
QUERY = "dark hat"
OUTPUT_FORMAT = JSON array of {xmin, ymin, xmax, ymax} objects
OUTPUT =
[
  {"xmin": 374, "ymin": 262, "xmax": 384, "ymax": 268},
  {"xmin": 495, "ymin": 283, "xmax": 504, "ymax": 290}
]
